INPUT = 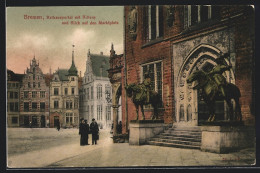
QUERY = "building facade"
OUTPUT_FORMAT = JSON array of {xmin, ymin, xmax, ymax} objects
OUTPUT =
[
  {"xmin": 7, "ymin": 70, "xmax": 23, "ymax": 127},
  {"xmin": 19, "ymin": 57, "xmax": 50, "ymax": 127},
  {"xmin": 121, "ymin": 5, "xmax": 255, "ymax": 134},
  {"xmin": 80, "ymin": 50, "xmax": 114, "ymax": 129},
  {"xmin": 49, "ymin": 48, "xmax": 79, "ymax": 128}
]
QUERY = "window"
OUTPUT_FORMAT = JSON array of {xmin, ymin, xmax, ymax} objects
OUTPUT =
[
  {"xmin": 10, "ymin": 102, "xmax": 14, "ymax": 111},
  {"xmin": 186, "ymin": 5, "xmax": 220, "ymax": 27},
  {"xmin": 32, "ymin": 102, "xmax": 37, "ymax": 110},
  {"xmin": 142, "ymin": 61, "xmax": 163, "ymax": 107},
  {"xmin": 66, "ymin": 101, "xmax": 73, "ymax": 109},
  {"xmin": 97, "ymin": 84, "xmax": 102, "ymax": 99},
  {"xmin": 40, "ymin": 102, "xmax": 45, "ymax": 111},
  {"xmin": 28, "ymin": 82, "xmax": 31, "ymax": 88},
  {"xmin": 10, "ymin": 92, "xmax": 13, "ymax": 99},
  {"xmin": 64, "ymin": 88, "xmax": 68, "ymax": 95},
  {"xmin": 143, "ymin": 5, "xmax": 164, "ymax": 42},
  {"xmin": 54, "ymin": 88, "xmax": 59, "ymax": 95},
  {"xmin": 91, "ymin": 86, "xmax": 93, "ymax": 99},
  {"xmin": 105, "ymin": 85, "xmax": 111, "ymax": 102},
  {"xmin": 24, "ymin": 91, "xmax": 29, "ymax": 98},
  {"xmin": 71, "ymin": 77, "xmax": 74, "ymax": 81},
  {"xmin": 86, "ymin": 88, "xmax": 89, "ymax": 100},
  {"xmin": 86, "ymin": 105, "xmax": 89, "ymax": 117},
  {"xmin": 71, "ymin": 88, "xmax": 75, "ymax": 95},
  {"xmin": 14, "ymin": 92, "xmax": 18, "ymax": 99},
  {"xmin": 40, "ymin": 91, "xmax": 45, "ymax": 98},
  {"xmin": 54, "ymin": 101, "xmax": 59, "ymax": 109},
  {"xmin": 97, "ymin": 105, "xmax": 103, "ymax": 120},
  {"xmin": 106, "ymin": 106, "xmax": 111, "ymax": 120},
  {"xmin": 38, "ymin": 82, "xmax": 40, "ymax": 88},
  {"xmin": 33, "ymin": 82, "xmax": 36, "ymax": 88},
  {"xmin": 32, "ymin": 91, "xmax": 37, "ymax": 98},
  {"xmin": 12, "ymin": 117, "xmax": 18, "ymax": 124},
  {"xmin": 24, "ymin": 102, "xmax": 29, "ymax": 111},
  {"xmin": 16, "ymin": 83, "xmax": 19, "ymax": 88},
  {"xmin": 66, "ymin": 113, "xmax": 73, "ymax": 124},
  {"xmin": 91, "ymin": 105, "xmax": 94, "ymax": 119}
]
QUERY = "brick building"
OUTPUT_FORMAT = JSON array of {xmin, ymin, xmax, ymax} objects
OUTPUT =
[
  {"xmin": 19, "ymin": 57, "xmax": 50, "ymax": 127},
  {"xmin": 120, "ymin": 5, "xmax": 255, "ymax": 134}
]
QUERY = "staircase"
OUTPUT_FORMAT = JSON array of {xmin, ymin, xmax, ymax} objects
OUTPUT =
[{"xmin": 147, "ymin": 125, "xmax": 202, "ymax": 150}]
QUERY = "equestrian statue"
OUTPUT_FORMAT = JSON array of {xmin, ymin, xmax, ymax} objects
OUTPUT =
[
  {"xmin": 187, "ymin": 53, "xmax": 242, "ymax": 122},
  {"xmin": 125, "ymin": 72, "xmax": 160, "ymax": 120}
]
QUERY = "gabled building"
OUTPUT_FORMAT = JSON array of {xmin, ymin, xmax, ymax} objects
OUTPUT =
[
  {"xmin": 19, "ymin": 57, "xmax": 49, "ymax": 127},
  {"xmin": 7, "ymin": 69, "xmax": 24, "ymax": 127},
  {"xmin": 80, "ymin": 49, "xmax": 115, "ymax": 129},
  {"xmin": 50, "ymin": 46, "xmax": 79, "ymax": 128}
]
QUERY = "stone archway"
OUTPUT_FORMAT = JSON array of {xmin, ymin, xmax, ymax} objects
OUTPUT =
[
  {"xmin": 175, "ymin": 44, "xmax": 235, "ymax": 126},
  {"xmin": 112, "ymin": 82, "xmax": 122, "ymax": 135}
]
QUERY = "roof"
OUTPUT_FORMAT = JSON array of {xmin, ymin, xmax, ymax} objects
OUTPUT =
[
  {"xmin": 90, "ymin": 54, "xmax": 110, "ymax": 77},
  {"xmin": 68, "ymin": 61, "xmax": 78, "ymax": 76},
  {"xmin": 57, "ymin": 69, "xmax": 69, "ymax": 81},
  {"xmin": 7, "ymin": 69, "xmax": 24, "ymax": 82}
]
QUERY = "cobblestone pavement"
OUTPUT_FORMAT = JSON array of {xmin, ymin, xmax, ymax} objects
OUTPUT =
[{"xmin": 7, "ymin": 128, "xmax": 256, "ymax": 168}]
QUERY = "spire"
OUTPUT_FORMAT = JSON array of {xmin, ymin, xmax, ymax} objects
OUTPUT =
[
  {"xmin": 110, "ymin": 43, "xmax": 115, "ymax": 57},
  {"xmin": 68, "ymin": 44, "xmax": 78, "ymax": 76},
  {"xmin": 72, "ymin": 44, "xmax": 75, "ymax": 64}
]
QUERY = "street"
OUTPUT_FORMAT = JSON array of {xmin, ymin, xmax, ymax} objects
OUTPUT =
[{"xmin": 7, "ymin": 128, "xmax": 255, "ymax": 168}]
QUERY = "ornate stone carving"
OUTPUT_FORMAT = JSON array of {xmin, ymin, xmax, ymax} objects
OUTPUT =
[
  {"xmin": 166, "ymin": 5, "xmax": 175, "ymax": 27},
  {"xmin": 128, "ymin": 6, "xmax": 138, "ymax": 41}
]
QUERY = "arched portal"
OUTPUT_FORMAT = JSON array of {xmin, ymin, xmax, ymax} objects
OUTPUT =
[{"xmin": 175, "ymin": 44, "xmax": 235, "ymax": 126}]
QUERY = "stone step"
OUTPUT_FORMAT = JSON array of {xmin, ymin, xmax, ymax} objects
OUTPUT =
[
  {"xmin": 149, "ymin": 138, "xmax": 201, "ymax": 146},
  {"xmin": 165, "ymin": 130, "xmax": 202, "ymax": 135},
  {"xmin": 172, "ymin": 125, "xmax": 201, "ymax": 131},
  {"xmin": 161, "ymin": 132, "xmax": 201, "ymax": 138},
  {"xmin": 155, "ymin": 135, "xmax": 201, "ymax": 142},
  {"xmin": 147, "ymin": 141, "xmax": 201, "ymax": 150}
]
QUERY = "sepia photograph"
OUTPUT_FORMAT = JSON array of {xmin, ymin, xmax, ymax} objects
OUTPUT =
[{"xmin": 5, "ymin": 2, "xmax": 256, "ymax": 168}]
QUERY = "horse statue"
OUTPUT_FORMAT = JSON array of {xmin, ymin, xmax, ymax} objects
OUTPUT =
[
  {"xmin": 186, "ymin": 70, "xmax": 242, "ymax": 122},
  {"xmin": 125, "ymin": 83, "xmax": 160, "ymax": 120}
]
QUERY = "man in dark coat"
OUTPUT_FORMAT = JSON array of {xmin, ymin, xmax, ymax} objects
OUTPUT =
[
  {"xmin": 84, "ymin": 120, "xmax": 90, "ymax": 145},
  {"xmin": 90, "ymin": 118, "xmax": 99, "ymax": 145},
  {"xmin": 79, "ymin": 118, "xmax": 86, "ymax": 146}
]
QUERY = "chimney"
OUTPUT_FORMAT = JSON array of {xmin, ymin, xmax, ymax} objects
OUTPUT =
[{"xmin": 100, "ymin": 52, "xmax": 103, "ymax": 55}]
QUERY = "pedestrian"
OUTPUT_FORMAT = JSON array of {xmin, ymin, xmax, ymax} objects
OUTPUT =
[
  {"xmin": 29, "ymin": 121, "xmax": 32, "ymax": 128},
  {"xmin": 57, "ymin": 119, "xmax": 60, "ymax": 131},
  {"xmin": 117, "ymin": 121, "xmax": 122, "ymax": 134},
  {"xmin": 79, "ymin": 118, "xmax": 85, "ymax": 146},
  {"xmin": 84, "ymin": 119, "xmax": 90, "ymax": 145},
  {"xmin": 90, "ymin": 118, "xmax": 99, "ymax": 145}
]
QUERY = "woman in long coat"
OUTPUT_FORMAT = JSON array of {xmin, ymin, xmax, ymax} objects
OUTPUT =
[
  {"xmin": 90, "ymin": 118, "xmax": 99, "ymax": 145},
  {"xmin": 79, "ymin": 118, "xmax": 86, "ymax": 146},
  {"xmin": 84, "ymin": 120, "xmax": 90, "ymax": 145}
]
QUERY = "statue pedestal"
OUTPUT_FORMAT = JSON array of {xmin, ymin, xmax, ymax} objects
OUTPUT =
[
  {"xmin": 129, "ymin": 120, "xmax": 164, "ymax": 145},
  {"xmin": 201, "ymin": 125, "xmax": 255, "ymax": 153}
]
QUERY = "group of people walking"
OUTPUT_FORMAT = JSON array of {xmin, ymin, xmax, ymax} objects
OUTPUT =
[{"xmin": 79, "ymin": 118, "xmax": 99, "ymax": 146}]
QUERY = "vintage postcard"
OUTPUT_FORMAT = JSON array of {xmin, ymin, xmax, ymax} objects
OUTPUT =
[{"xmin": 6, "ymin": 4, "xmax": 256, "ymax": 168}]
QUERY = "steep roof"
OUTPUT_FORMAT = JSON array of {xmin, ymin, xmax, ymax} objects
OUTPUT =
[
  {"xmin": 57, "ymin": 69, "xmax": 69, "ymax": 81},
  {"xmin": 7, "ymin": 69, "xmax": 24, "ymax": 82},
  {"xmin": 68, "ymin": 61, "xmax": 78, "ymax": 76},
  {"xmin": 90, "ymin": 54, "xmax": 110, "ymax": 77}
]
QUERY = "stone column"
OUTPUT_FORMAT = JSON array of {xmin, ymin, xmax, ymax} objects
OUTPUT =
[{"xmin": 113, "ymin": 105, "xmax": 119, "ymax": 135}]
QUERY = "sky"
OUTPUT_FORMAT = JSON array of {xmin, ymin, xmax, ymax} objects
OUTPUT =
[{"xmin": 6, "ymin": 6, "xmax": 124, "ymax": 75}]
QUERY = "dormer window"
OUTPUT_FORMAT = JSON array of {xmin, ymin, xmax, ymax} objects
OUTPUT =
[{"xmin": 71, "ymin": 77, "xmax": 75, "ymax": 81}]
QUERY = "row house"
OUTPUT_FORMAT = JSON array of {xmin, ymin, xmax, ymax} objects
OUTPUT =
[
  {"xmin": 7, "ymin": 70, "xmax": 23, "ymax": 127},
  {"xmin": 79, "ymin": 49, "xmax": 118, "ymax": 129},
  {"xmin": 49, "ymin": 47, "xmax": 79, "ymax": 128},
  {"xmin": 19, "ymin": 57, "xmax": 49, "ymax": 127}
]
